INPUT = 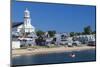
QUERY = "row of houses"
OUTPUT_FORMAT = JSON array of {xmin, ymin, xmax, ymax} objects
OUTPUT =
[
  {"xmin": 12, "ymin": 8, "xmax": 95, "ymax": 49},
  {"xmin": 12, "ymin": 31, "xmax": 95, "ymax": 49},
  {"xmin": 73, "ymin": 34, "xmax": 95, "ymax": 44}
]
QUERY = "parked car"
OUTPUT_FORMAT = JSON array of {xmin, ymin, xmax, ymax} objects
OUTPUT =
[
  {"xmin": 66, "ymin": 41, "xmax": 73, "ymax": 47},
  {"xmin": 60, "ymin": 40, "xmax": 67, "ymax": 45},
  {"xmin": 72, "ymin": 41, "xmax": 81, "ymax": 46},
  {"xmin": 59, "ymin": 40, "xmax": 73, "ymax": 47},
  {"xmin": 87, "ymin": 41, "xmax": 96, "ymax": 46},
  {"xmin": 67, "ymin": 43, "xmax": 73, "ymax": 47}
]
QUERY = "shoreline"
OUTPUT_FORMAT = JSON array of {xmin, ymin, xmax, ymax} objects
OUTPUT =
[{"xmin": 12, "ymin": 46, "xmax": 95, "ymax": 57}]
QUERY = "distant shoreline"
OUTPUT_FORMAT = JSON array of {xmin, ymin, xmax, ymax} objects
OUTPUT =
[{"xmin": 12, "ymin": 46, "xmax": 95, "ymax": 57}]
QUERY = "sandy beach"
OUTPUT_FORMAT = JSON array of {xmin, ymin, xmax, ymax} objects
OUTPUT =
[{"xmin": 12, "ymin": 46, "xmax": 95, "ymax": 57}]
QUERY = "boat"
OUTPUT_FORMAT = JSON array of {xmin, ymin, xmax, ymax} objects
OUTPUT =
[{"xmin": 69, "ymin": 53, "xmax": 76, "ymax": 58}]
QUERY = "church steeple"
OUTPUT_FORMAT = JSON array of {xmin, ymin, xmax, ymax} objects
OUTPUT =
[
  {"xmin": 24, "ymin": 8, "xmax": 31, "ymax": 25},
  {"xmin": 24, "ymin": 8, "xmax": 30, "ymax": 18}
]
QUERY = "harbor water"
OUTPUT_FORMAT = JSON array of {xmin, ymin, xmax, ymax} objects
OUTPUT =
[{"xmin": 12, "ymin": 49, "xmax": 96, "ymax": 66}]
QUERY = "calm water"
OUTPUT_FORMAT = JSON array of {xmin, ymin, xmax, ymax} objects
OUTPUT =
[{"xmin": 12, "ymin": 49, "xmax": 96, "ymax": 66}]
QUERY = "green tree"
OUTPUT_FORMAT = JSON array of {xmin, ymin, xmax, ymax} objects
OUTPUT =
[
  {"xmin": 81, "ymin": 32, "xmax": 85, "ymax": 35},
  {"xmin": 92, "ymin": 30, "xmax": 96, "ymax": 34},
  {"xmin": 84, "ymin": 26, "xmax": 92, "ymax": 34},
  {"xmin": 75, "ymin": 32, "xmax": 82, "ymax": 35},
  {"xmin": 36, "ymin": 30, "xmax": 45, "ymax": 36},
  {"xmin": 70, "ymin": 32, "xmax": 75, "ymax": 37},
  {"xmin": 48, "ymin": 30, "xmax": 56, "ymax": 37}
]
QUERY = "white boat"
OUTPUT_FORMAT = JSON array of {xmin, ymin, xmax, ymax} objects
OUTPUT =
[{"xmin": 69, "ymin": 53, "xmax": 76, "ymax": 58}]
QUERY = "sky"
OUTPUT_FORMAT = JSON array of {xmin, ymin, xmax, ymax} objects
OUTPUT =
[{"xmin": 11, "ymin": 0, "xmax": 96, "ymax": 33}]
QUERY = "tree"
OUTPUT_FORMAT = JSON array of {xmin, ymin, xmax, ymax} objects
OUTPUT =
[
  {"xmin": 70, "ymin": 32, "xmax": 75, "ymax": 37},
  {"xmin": 84, "ymin": 26, "xmax": 92, "ymax": 34},
  {"xmin": 92, "ymin": 30, "xmax": 96, "ymax": 34},
  {"xmin": 81, "ymin": 32, "xmax": 85, "ymax": 35},
  {"xmin": 75, "ymin": 32, "xmax": 81, "ymax": 35},
  {"xmin": 36, "ymin": 30, "xmax": 45, "ymax": 36},
  {"xmin": 48, "ymin": 30, "xmax": 56, "ymax": 37}
]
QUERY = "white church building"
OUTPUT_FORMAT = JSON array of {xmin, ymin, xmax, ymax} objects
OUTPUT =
[
  {"xmin": 17, "ymin": 8, "xmax": 35, "ymax": 34},
  {"xmin": 12, "ymin": 8, "xmax": 37, "ymax": 49}
]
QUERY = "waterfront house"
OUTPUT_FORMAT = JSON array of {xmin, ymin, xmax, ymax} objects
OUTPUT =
[{"xmin": 73, "ymin": 34, "xmax": 95, "ymax": 44}]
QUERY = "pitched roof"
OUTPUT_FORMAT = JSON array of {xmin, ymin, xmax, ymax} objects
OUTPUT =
[{"xmin": 12, "ymin": 22, "xmax": 23, "ymax": 28}]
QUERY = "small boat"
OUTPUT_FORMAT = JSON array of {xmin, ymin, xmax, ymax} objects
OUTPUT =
[{"xmin": 69, "ymin": 53, "xmax": 76, "ymax": 58}]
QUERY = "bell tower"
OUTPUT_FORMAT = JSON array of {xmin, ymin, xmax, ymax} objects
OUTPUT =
[{"xmin": 24, "ymin": 8, "xmax": 31, "ymax": 25}]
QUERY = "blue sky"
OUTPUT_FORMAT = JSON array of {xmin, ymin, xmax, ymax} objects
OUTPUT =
[{"xmin": 12, "ymin": 1, "xmax": 96, "ymax": 33}]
